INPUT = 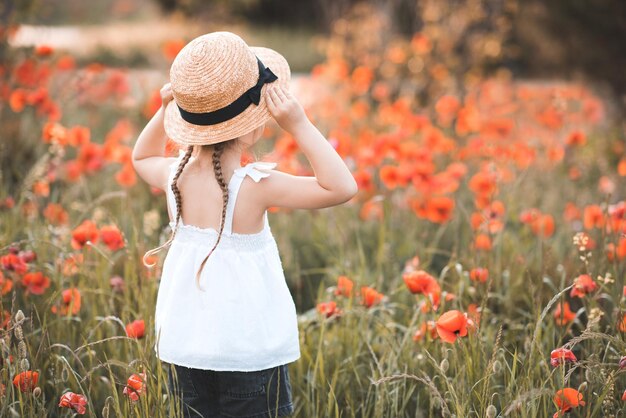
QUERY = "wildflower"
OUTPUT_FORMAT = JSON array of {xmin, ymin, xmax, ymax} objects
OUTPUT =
[
  {"xmin": 360, "ymin": 286, "xmax": 383, "ymax": 308},
  {"xmin": 110, "ymin": 275, "xmax": 125, "ymax": 293},
  {"xmin": 553, "ymin": 302, "xmax": 576, "ymax": 326},
  {"xmin": 469, "ymin": 268, "xmax": 489, "ymax": 283},
  {"xmin": 123, "ymin": 372, "xmax": 146, "ymax": 402},
  {"xmin": 618, "ymin": 313, "xmax": 626, "ymax": 333},
  {"xmin": 565, "ymin": 131, "xmax": 586, "ymax": 147},
  {"xmin": 531, "ymin": 214, "xmax": 555, "ymax": 238},
  {"xmin": 71, "ymin": 220, "xmax": 99, "ymax": 250},
  {"xmin": 99, "ymin": 224, "xmax": 125, "ymax": 251},
  {"xmin": 13, "ymin": 370, "xmax": 39, "ymax": 392},
  {"xmin": 0, "ymin": 253, "xmax": 28, "ymax": 274},
  {"xmin": 550, "ymin": 348, "xmax": 577, "ymax": 367},
  {"xmin": 436, "ymin": 310, "xmax": 468, "ymax": 343},
  {"xmin": 334, "ymin": 276, "xmax": 353, "ymax": 297},
  {"xmin": 403, "ymin": 270, "xmax": 441, "ymax": 309},
  {"xmin": 413, "ymin": 320, "xmax": 437, "ymax": 341},
  {"xmin": 0, "ymin": 271, "xmax": 13, "ymax": 295},
  {"xmin": 553, "ymin": 388, "xmax": 585, "ymax": 417},
  {"xmin": 570, "ymin": 274, "xmax": 597, "ymax": 298},
  {"xmin": 583, "ymin": 205, "xmax": 604, "ymax": 230},
  {"xmin": 115, "ymin": 163, "xmax": 136, "ymax": 188},
  {"xmin": 474, "ymin": 234, "xmax": 492, "ymax": 251},
  {"xmin": 34, "ymin": 45, "xmax": 54, "ymax": 57},
  {"xmin": 18, "ymin": 250, "xmax": 36, "ymax": 263},
  {"xmin": 619, "ymin": 356, "xmax": 626, "ymax": 369},
  {"xmin": 161, "ymin": 39, "xmax": 185, "ymax": 61},
  {"xmin": 622, "ymin": 389, "xmax": 626, "ymax": 401},
  {"xmin": 125, "ymin": 319, "xmax": 145, "ymax": 339},
  {"xmin": 316, "ymin": 301, "xmax": 341, "ymax": 319},
  {"xmin": 21, "ymin": 272, "xmax": 51, "ymax": 295},
  {"xmin": 59, "ymin": 391, "xmax": 88, "ymax": 414},
  {"xmin": 51, "ymin": 288, "xmax": 81, "ymax": 315}
]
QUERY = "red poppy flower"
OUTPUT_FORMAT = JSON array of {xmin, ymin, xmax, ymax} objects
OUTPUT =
[
  {"xmin": 413, "ymin": 320, "xmax": 438, "ymax": 341},
  {"xmin": 550, "ymin": 348, "xmax": 577, "ymax": 367},
  {"xmin": 334, "ymin": 276, "xmax": 353, "ymax": 297},
  {"xmin": 570, "ymin": 274, "xmax": 597, "ymax": 298},
  {"xmin": 125, "ymin": 319, "xmax": 145, "ymax": 339},
  {"xmin": 71, "ymin": 220, "xmax": 99, "ymax": 250},
  {"xmin": 13, "ymin": 370, "xmax": 39, "ymax": 392},
  {"xmin": 360, "ymin": 286, "xmax": 384, "ymax": 308},
  {"xmin": 583, "ymin": 205, "xmax": 604, "ymax": 230},
  {"xmin": 553, "ymin": 302, "xmax": 576, "ymax": 326},
  {"xmin": 115, "ymin": 163, "xmax": 137, "ymax": 188},
  {"xmin": 59, "ymin": 391, "xmax": 88, "ymax": 414},
  {"xmin": 51, "ymin": 288, "xmax": 81, "ymax": 315},
  {"xmin": 0, "ymin": 271, "xmax": 13, "ymax": 295},
  {"xmin": 553, "ymin": 388, "xmax": 585, "ymax": 417},
  {"xmin": 34, "ymin": 45, "xmax": 54, "ymax": 57},
  {"xmin": 618, "ymin": 313, "xmax": 626, "ymax": 333},
  {"xmin": 436, "ymin": 310, "xmax": 469, "ymax": 343},
  {"xmin": 316, "ymin": 301, "xmax": 341, "ymax": 319},
  {"xmin": 622, "ymin": 389, "xmax": 626, "ymax": 401},
  {"xmin": 123, "ymin": 372, "xmax": 146, "ymax": 402},
  {"xmin": 21, "ymin": 272, "xmax": 51, "ymax": 295},
  {"xmin": 474, "ymin": 234, "xmax": 492, "ymax": 251},
  {"xmin": 100, "ymin": 224, "xmax": 125, "ymax": 251},
  {"xmin": 0, "ymin": 253, "xmax": 28, "ymax": 274},
  {"xmin": 469, "ymin": 268, "xmax": 489, "ymax": 283}
]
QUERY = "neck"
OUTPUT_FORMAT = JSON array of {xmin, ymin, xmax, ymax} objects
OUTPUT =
[{"xmin": 193, "ymin": 143, "xmax": 244, "ymax": 172}]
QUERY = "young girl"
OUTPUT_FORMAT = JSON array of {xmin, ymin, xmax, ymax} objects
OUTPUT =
[{"xmin": 131, "ymin": 32, "xmax": 357, "ymax": 417}]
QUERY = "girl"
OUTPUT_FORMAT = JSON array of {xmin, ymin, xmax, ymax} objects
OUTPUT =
[{"xmin": 131, "ymin": 32, "xmax": 357, "ymax": 418}]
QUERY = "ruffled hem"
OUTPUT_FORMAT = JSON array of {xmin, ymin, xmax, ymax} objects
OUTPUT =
[{"xmin": 155, "ymin": 346, "xmax": 301, "ymax": 372}]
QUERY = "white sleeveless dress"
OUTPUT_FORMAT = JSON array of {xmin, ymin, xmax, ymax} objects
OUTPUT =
[{"xmin": 153, "ymin": 153, "xmax": 301, "ymax": 371}]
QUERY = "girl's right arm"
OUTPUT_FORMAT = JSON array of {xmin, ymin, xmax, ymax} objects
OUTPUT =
[
  {"xmin": 131, "ymin": 83, "xmax": 177, "ymax": 191},
  {"xmin": 260, "ymin": 85, "xmax": 358, "ymax": 209}
]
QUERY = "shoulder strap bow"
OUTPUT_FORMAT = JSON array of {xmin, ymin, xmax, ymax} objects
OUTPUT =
[{"xmin": 233, "ymin": 161, "xmax": 277, "ymax": 183}]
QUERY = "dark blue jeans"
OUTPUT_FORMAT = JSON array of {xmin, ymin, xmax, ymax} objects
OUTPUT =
[{"xmin": 165, "ymin": 362, "xmax": 295, "ymax": 418}]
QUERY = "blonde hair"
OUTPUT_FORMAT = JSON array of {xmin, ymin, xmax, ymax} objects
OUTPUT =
[{"xmin": 142, "ymin": 140, "xmax": 232, "ymax": 291}]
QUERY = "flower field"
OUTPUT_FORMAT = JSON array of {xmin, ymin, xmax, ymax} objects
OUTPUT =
[{"xmin": 1, "ymin": 4, "xmax": 626, "ymax": 418}]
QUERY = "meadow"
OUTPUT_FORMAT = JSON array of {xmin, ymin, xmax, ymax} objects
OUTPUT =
[{"xmin": 1, "ymin": 4, "xmax": 626, "ymax": 418}]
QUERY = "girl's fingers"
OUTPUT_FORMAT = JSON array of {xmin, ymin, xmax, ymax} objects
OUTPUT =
[
  {"xmin": 275, "ymin": 86, "xmax": 288, "ymax": 102},
  {"xmin": 265, "ymin": 87, "xmax": 277, "ymax": 111}
]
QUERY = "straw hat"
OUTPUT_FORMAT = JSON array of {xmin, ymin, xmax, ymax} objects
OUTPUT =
[{"xmin": 163, "ymin": 31, "xmax": 291, "ymax": 146}]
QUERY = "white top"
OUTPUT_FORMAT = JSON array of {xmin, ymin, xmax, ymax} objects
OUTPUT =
[{"xmin": 153, "ymin": 153, "xmax": 301, "ymax": 371}]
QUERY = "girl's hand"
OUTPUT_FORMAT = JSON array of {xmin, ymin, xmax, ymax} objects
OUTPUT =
[
  {"xmin": 160, "ymin": 83, "xmax": 174, "ymax": 109},
  {"xmin": 266, "ymin": 86, "xmax": 308, "ymax": 134}
]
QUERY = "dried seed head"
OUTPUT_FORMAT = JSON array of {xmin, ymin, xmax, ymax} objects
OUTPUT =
[
  {"xmin": 492, "ymin": 360, "xmax": 502, "ymax": 374},
  {"xmin": 14, "ymin": 311, "xmax": 24, "ymax": 323},
  {"xmin": 440, "ymin": 358, "xmax": 449, "ymax": 373},
  {"xmin": 13, "ymin": 325, "xmax": 23, "ymax": 341},
  {"xmin": 486, "ymin": 404, "xmax": 497, "ymax": 418},
  {"xmin": 19, "ymin": 358, "xmax": 29, "ymax": 371},
  {"xmin": 17, "ymin": 341, "xmax": 26, "ymax": 359}
]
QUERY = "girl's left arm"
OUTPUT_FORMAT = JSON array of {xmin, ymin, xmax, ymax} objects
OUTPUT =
[{"xmin": 131, "ymin": 83, "xmax": 178, "ymax": 191}]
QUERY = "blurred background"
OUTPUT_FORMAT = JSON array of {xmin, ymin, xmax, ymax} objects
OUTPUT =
[{"xmin": 6, "ymin": 0, "xmax": 626, "ymax": 99}]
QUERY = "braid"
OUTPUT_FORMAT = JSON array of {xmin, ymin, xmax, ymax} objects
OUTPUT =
[
  {"xmin": 195, "ymin": 141, "xmax": 228, "ymax": 290},
  {"xmin": 142, "ymin": 146, "xmax": 193, "ymax": 268}
]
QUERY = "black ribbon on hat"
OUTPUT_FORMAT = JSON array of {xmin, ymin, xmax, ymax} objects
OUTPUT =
[{"xmin": 177, "ymin": 57, "xmax": 278, "ymax": 126}]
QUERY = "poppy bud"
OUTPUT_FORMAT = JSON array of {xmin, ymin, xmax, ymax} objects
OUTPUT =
[
  {"xmin": 486, "ymin": 405, "xmax": 497, "ymax": 418},
  {"xmin": 619, "ymin": 356, "xmax": 626, "ymax": 369}
]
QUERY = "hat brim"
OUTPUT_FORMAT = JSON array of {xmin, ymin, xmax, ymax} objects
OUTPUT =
[{"xmin": 164, "ymin": 46, "xmax": 290, "ymax": 147}]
